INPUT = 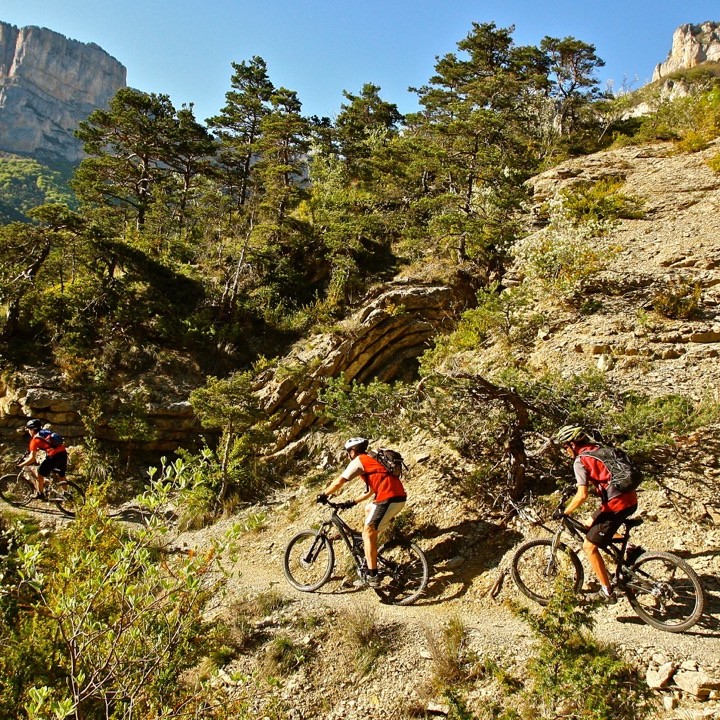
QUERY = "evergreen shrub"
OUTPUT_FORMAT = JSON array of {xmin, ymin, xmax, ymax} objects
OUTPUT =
[{"xmin": 511, "ymin": 583, "xmax": 655, "ymax": 720}]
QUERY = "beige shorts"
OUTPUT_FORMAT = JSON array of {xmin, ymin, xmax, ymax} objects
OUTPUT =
[{"xmin": 364, "ymin": 498, "xmax": 406, "ymax": 531}]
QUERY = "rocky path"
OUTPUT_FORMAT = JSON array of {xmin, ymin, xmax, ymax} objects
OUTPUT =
[{"xmin": 175, "ymin": 496, "xmax": 720, "ymax": 720}]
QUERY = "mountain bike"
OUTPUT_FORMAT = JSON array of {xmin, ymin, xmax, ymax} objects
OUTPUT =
[
  {"xmin": 510, "ymin": 486, "xmax": 705, "ymax": 633},
  {"xmin": 283, "ymin": 498, "xmax": 429, "ymax": 605},
  {"xmin": 0, "ymin": 461, "xmax": 84, "ymax": 517}
]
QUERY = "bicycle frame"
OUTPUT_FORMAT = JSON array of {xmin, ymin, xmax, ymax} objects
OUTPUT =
[
  {"xmin": 304, "ymin": 506, "xmax": 366, "ymax": 570},
  {"xmin": 536, "ymin": 510, "xmax": 635, "ymax": 583}
]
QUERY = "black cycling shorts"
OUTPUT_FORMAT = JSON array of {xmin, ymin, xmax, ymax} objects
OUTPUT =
[
  {"xmin": 585, "ymin": 504, "xmax": 637, "ymax": 548},
  {"xmin": 38, "ymin": 451, "xmax": 68, "ymax": 478}
]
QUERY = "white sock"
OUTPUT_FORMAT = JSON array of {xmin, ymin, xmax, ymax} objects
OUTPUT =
[{"xmin": 601, "ymin": 584, "xmax": 613, "ymax": 595}]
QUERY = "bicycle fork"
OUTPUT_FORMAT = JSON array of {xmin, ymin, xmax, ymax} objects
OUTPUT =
[
  {"xmin": 302, "ymin": 527, "xmax": 330, "ymax": 566},
  {"xmin": 545, "ymin": 529, "xmax": 566, "ymax": 577}
]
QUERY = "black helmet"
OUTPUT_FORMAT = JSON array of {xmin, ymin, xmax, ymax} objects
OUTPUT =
[
  {"xmin": 344, "ymin": 437, "xmax": 368, "ymax": 453},
  {"xmin": 25, "ymin": 419, "xmax": 42, "ymax": 431}
]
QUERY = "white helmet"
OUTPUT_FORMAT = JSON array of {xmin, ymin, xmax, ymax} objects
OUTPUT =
[{"xmin": 344, "ymin": 437, "xmax": 368, "ymax": 452}]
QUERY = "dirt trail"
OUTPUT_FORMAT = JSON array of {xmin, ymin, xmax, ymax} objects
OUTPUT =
[{"xmin": 179, "ymin": 505, "xmax": 720, "ymax": 669}]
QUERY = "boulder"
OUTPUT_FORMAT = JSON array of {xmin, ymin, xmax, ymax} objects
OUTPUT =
[{"xmin": 673, "ymin": 670, "xmax": 720, "ymax": 697}]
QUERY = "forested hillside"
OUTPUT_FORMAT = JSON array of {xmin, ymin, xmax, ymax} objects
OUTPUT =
[{"xmin": 1, "ymin": 20, "xmax": 720, "ymax": 720}]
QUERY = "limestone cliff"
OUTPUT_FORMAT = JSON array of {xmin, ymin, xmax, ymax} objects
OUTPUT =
[
  {"xmin": 652, "ymin": 21, "xmax": 720, "ymax": 81},
  {"xmin": 0, "ymin": 22, "xmax": 126, "ymax": 163}
]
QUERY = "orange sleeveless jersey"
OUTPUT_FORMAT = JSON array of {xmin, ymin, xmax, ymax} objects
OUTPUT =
[{"xmin": 357, "ymin": 453, "xmax": 406, "ymax": 503}]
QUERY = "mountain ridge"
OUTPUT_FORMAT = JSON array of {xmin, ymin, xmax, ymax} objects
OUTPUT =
[{"xmin": 0, "ymin": 21, "xmax": 126, "ymax": 163}]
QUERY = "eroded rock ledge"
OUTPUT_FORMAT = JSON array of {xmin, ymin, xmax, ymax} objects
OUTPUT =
[{"xmin": 0, "ymin": 279, "xmax": 475, "ymax": 456}]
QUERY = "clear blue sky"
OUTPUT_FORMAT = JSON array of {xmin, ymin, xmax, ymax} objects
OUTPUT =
[{"xmin": 2, "ymin": 1, "xmax": 718, "ymax": 124}]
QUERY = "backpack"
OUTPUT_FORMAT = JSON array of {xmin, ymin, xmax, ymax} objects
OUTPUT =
[
  {"xmin": 37, "ymin": 428, "xmax": 64, "ymax": 449},
  {"xmin": 372, "ymin": 448, "xmax": 407, "ymax": 478},
  {"xmin": 581, "ymin": 446, "xmax": 642, "ymax": 493}
]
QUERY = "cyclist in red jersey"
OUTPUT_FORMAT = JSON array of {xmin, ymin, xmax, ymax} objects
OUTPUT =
[
  {"xmin": 18, "ymin": 419, "xmax": 68, "ymax": 498},
  {"xmin": 554, "ymin": 425, "xmax": 638, "ymax": 603},
  {"xmin": 317, "ymin": 437, "xmax": 406, "ymax": 587}
]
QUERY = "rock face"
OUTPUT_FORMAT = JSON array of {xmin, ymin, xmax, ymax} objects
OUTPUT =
[
  {"xmin": 258, "ymin": 281, "xmax": 475, "ymax": 451},
  {"xmin": 652, "ymin": 21, "xmax": 720, "ymax": 82},
  {"xmin": 523, "ymin": 140, "xmax": 720, "ymax": 400},
  {"xmin": 0, "ymin": 22, "xmax": 126, "ymax": 163}
]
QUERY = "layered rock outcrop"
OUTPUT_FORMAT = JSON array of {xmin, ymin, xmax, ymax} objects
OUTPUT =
[
  {"xmin": 0, "ymin": 367, "xmax": 202, "ymax": 455},
  {"xmin": 652, "ymin": 21, "xmax": 720, "ymax": 81},
  {"xmin": 0, "ymin": 279, "xmax": 475, "ymax": 457},
  {"xmin": 258, "ymin": 280, "xmax": 475, "ymax": 451},
  {"xmin": 0, "ymin": 22, "xmax": 126, "ymax": 163}
]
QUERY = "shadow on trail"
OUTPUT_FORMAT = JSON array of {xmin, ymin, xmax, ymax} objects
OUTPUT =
[
  {"xmin": 409, "ymin": 519, "xmax": 524, "ymax": 606},
  {"xmin": 106, "ymin": 505, "xmax": 155, "ymax": 524}
]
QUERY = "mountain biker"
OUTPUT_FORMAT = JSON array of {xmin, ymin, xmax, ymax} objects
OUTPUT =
[
  {"xmin": 553, "ymin": 425, "xmax": 638, "ymax": 603},
  {"xmin": 317, "ymin": 437, "xmax": 407, "ymax": 588},
  {"xmin": 17, "ymin": 419, "xmax": 68, "ymax": 498}
]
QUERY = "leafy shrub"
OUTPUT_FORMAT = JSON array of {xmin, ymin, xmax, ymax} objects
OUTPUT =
[
  {"xmin": 511, "ymin": 583, "xmax": 655, "ymax": 720},
  {"xmin": 512, "ymin": 216, "xmax": 613, "ymax": 298},
  {"xmin": 675, "ymin": 129, "xmax": 710, "ymax": 153},
  {"xmin": 317, "ymin": 374, "xmax": 418, "ymax": 441},
  {"xmin": 612, "ymin": 393, "xmax": 720, "ymax": 458},
  {"xmin": 652, "ymin": 277, "xmax": 702, "ymax": 319},
  {"xmin": 559, "ymin": 177, "xmax": 645, "ymax": 223},
  {"xmin": 0, "ymin": 490, "xmax": 242, "ymax": 720},
  {"xmin": 706, "ymin": 151, "xmax": 720, "ymax": 173},
  {"xmin": 421, "ymin": 283, "xmax": 544, "ymax": 372}
]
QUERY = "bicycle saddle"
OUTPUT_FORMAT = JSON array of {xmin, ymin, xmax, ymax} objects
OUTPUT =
[{"xmin": 624, "ymin": 517, "xmax": 644, "ymax": 528}]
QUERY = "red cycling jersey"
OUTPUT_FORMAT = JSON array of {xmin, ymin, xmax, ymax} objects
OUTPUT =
[
  {"xmin": 341, "ymin": 453, "xmax": 406, "ymax": 503},
  {"xmin": 29, "ymin": 435, "xmax": 67, "ymax": 458},
  {"xmin": 574, "ymin": 445, "xmax": 637, "ymax": 512}
]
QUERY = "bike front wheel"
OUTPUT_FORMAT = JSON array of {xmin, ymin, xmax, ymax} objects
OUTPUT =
[
  {"xmin": 622, "ymin": 551, "xmax": 705, "ymax": 632},
  {"xmin": 283, "ymin": 530, "xmax": 335, "ymax": 591},
  {"xmin": 375, "ymin": 541, "xmax": 429, "ymax": 606},
  {"xmin": 0, "ymin": 472, "xmax": 34, "ymax": 507},
  {"xmin": 53, "ymin": 481, "xmax": 85, "ymax": 517},
  {"xmin": 511, "ymin": 538, "xmax": 584, "ymax": 605}
]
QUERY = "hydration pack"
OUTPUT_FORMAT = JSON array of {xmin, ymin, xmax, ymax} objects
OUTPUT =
[
  {"xmin": 581, "ymin": 446, "xmax": 642, "ymax": 493},
  {"xmin": 38, "ymin": 428, "xmax": 64, "ymax": 449},
  {"xmin": 372, "ymin": 448, "xmax": 407, "ymax": 478}
]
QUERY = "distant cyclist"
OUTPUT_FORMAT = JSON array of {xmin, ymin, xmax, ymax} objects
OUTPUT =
[
  {"xmin": 317, "ymin": 437, "xmax": 406, "ymax": 587},
  {"xmin": 17, "ymin": 419, "xmax": 68, "ymax": 498},
  {"xmin": 554, "ymin": 425, "xmax": 638, "ymax": 603}
]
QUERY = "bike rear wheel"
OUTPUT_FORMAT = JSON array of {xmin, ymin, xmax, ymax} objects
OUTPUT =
[
  {"xmin": 622, "ymin": 551, "xmax": 705, "ymax": 632},
  {"xmin": 0, "ymin": 472, "xmax": 34, "ymax": 507},
  {"xmin": 374, "ymin": 541, "xmax": 429, "ymax": 606},
  {"xmin": 283, "ymin": 530, "xmax": 335, "ymax": 591},
  {"xmin": 53, "ymin": 481, "xmax": 85, "ymax": 517},
  {"xmin": 511, "ymin": 538, "xmax": 584, "ymax": 605}
]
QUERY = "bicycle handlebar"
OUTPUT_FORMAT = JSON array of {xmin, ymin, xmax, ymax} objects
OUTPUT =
[{"xmin": 316, "ymin": 495, "xmax": 354, "ymax": 511}]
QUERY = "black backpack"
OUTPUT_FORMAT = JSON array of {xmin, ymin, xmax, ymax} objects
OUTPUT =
[
  {"xmin": 38, "ymin": 428, "xmax": 64, "ymax": 448},
  {"xmin": 372, "ymin": 448, "xmax": 407, "ymax": 478},
  {"xmin": 581, "ymin": 446, "xmax": 642, "ymax": 493}
]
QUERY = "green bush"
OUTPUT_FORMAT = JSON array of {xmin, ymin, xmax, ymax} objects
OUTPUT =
[
  {"xmin": 0, "ymin": 491, "xmax": 243, "ymax": 719},
  {"xmin": 559, "ymin": 177, "xmax": 645, "ymax": 223},
  {"xmin": 652, "ymin": 277, "xmax": 702, "ymax": 319},
  {"xmin": 612, "ymin": 393, "xmax": 720, "ymax": 458},
  {"xmin": 707, "ymin": 151, "xmax": 720, "ymax": 173},
  {"xmin": 512, "ymin": 583, "xmax": 655, "ymax": 720},
  {"xmin": 421, "ymin": 283, "xmax": 544, "ymax": 372},
  {"xmin": 317, "ymin": 373, "xmax": 419, "ymax": 441},
  {"xmin": 512, "ymin": 205, "xmax": 618, "ymax": 298}
]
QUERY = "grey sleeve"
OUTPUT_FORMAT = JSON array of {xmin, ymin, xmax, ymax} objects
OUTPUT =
[{"xmin": 573, "ymin": 456, "xmax": 588, "ymax": 486}]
